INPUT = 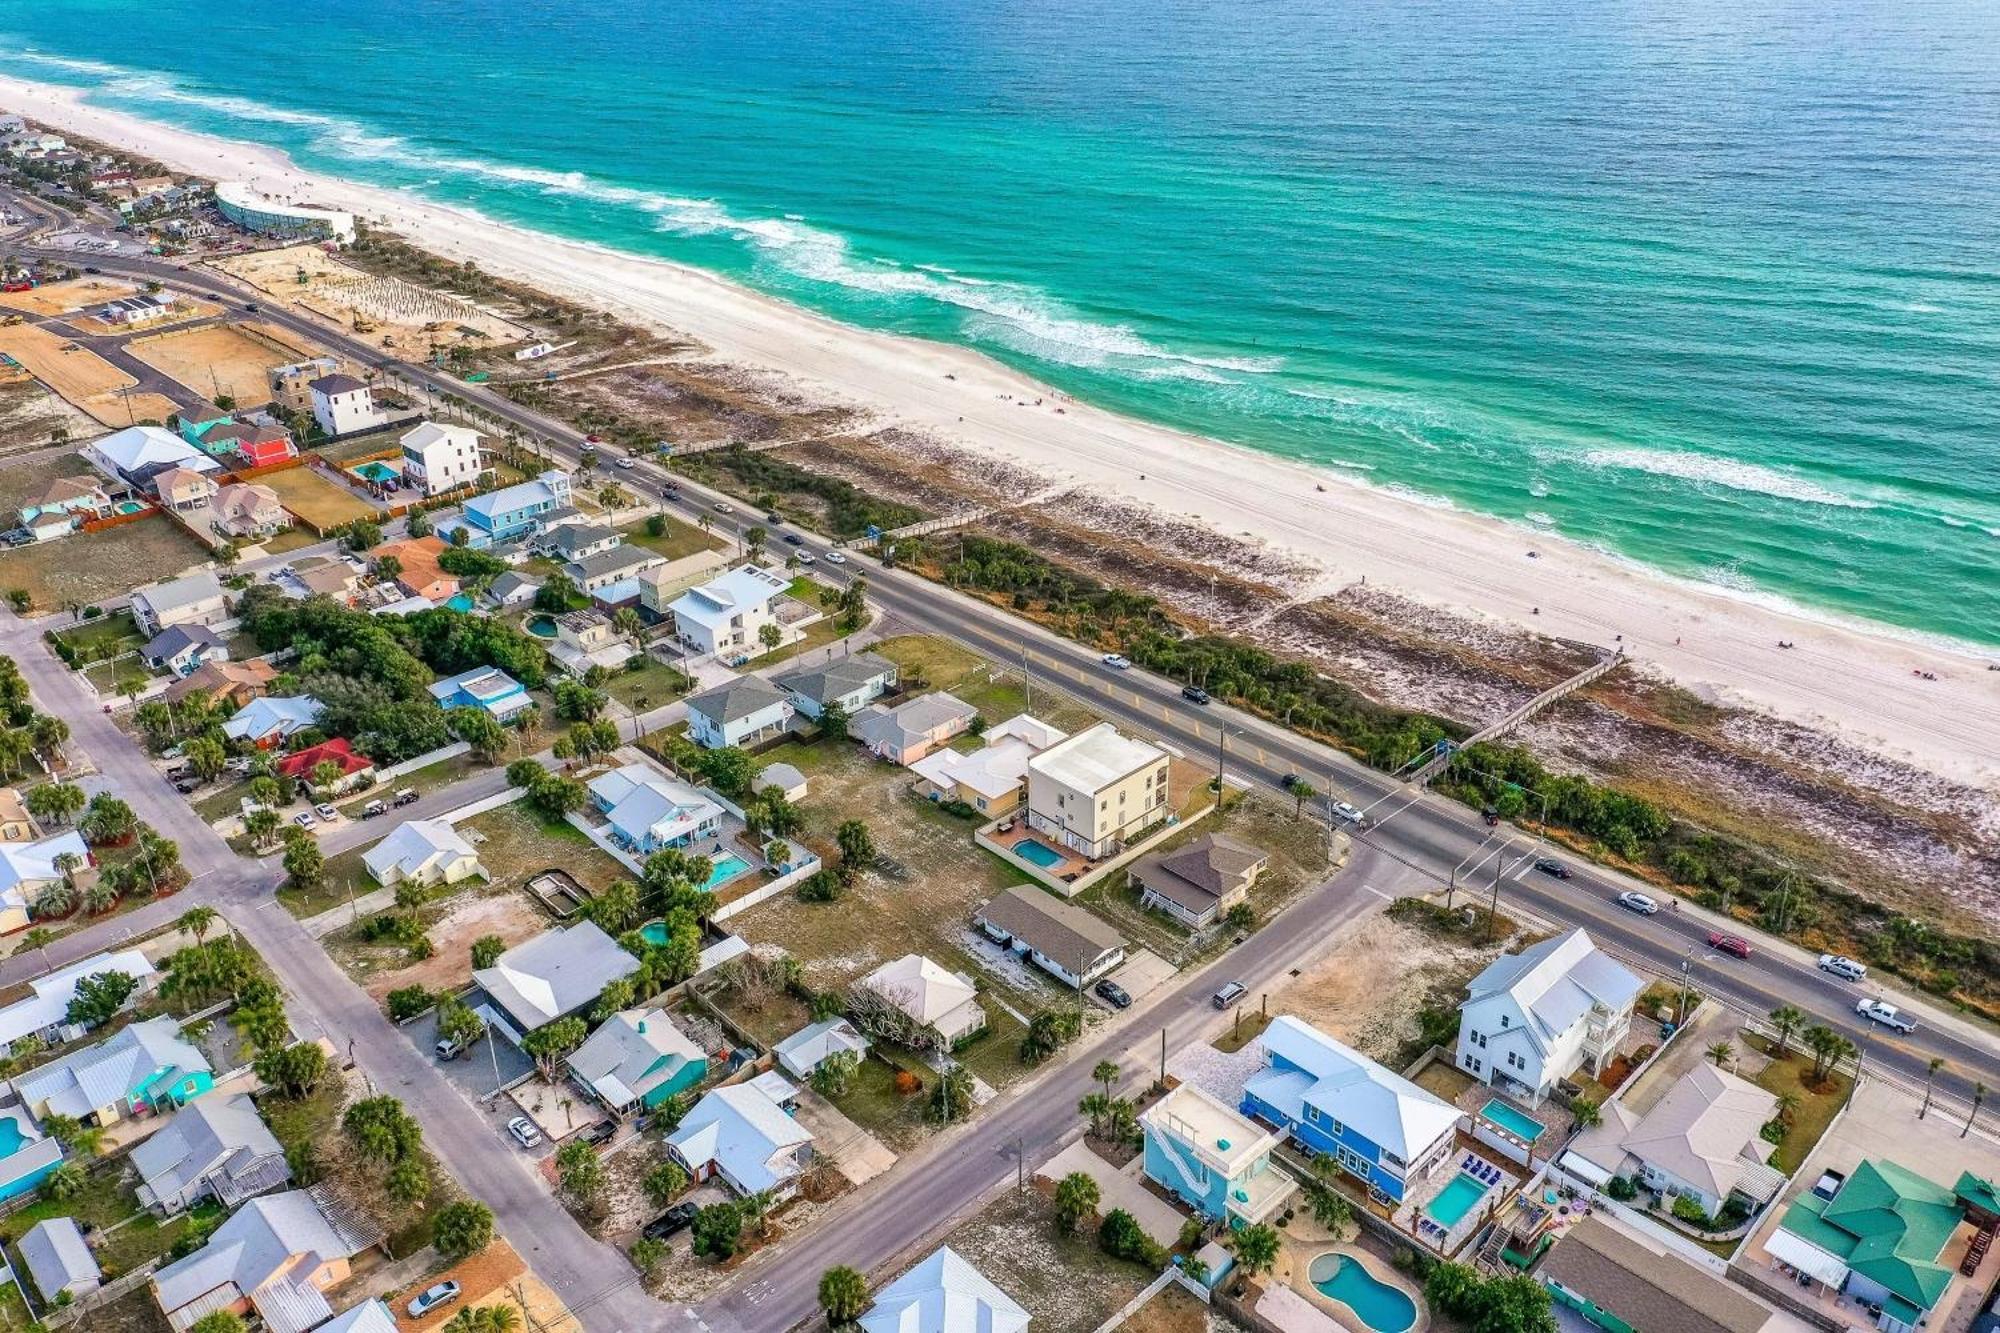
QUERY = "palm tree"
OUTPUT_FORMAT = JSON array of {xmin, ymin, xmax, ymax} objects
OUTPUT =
[
  {"xmin": 1571, "ymin": 1097, "xmax": 1603, "ymax": 1130},
  {"xmin": 741, "ymin": 1187, "xmax": 778, "ymax": 1239},
  {"xmin": 178, "ymin": 904, "xmax": 219, "ymax": 943},
  {"xmin": 1773, "ymin": 1091, "xmax": 1800, "ymax": 1125},
  {"xmin": 1706, "ymin": 1040, "xmax": 1734, "ymax": 1069},
  {"xmin": 1921, "ymin": 1057, "xmax": 1945, "ymax": 1119},
  {"xmin": 1290, "ymin": 779, "xmax": 1317, "ymax": 819},
  {"xmin": 1092, "ymin": 1059, "xmax": 1119, "ymax": 1101},
  {"xmin": 1965, "ymin": 1083, "xmax": 1987, "ymax": 1139},
  {"xmin": 1768, "ymin": 1005, "xmax": 1806, "ymax": 1057},
  {"xmin": 818, "ymin": 1265, "xmax": 869, "ymax": 1327}
]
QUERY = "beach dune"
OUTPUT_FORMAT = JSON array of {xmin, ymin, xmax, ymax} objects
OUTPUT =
[{"xmin": 5, "ymin": 74, "xmax": 1995, "ymax": 793}]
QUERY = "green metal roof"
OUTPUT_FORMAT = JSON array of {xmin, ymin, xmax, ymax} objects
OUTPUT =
[
  {"xmin": 1956, "ymin": 1172, "xmax": 2000, "ymax": 1217},
  {"xmin": 1779, "ymin": 1160, "xmax": 1964, "ymax": 1314}
]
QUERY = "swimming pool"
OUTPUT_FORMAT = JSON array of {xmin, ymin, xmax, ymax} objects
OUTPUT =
[
  {"xmin": 703, "ymin": 853, "xmax": 752, "ymax": 889},
  {"xmin": 350, "ymin": 460, "xmax": 400, "ymax": 483},
  {"xmin": 0, "ymin": 1115, "xmax": 27, "ymax": 1158},
  {"xmin": 639, "ymin": 919, "xmax": 670, "ymax": 947},
  {"xmin": 1308, "ymin": 1253, "xmax": 1417, "ymax": 1333},
  {"xmin": 445, "ymin": 593, "xmax": 476, "ymax": 613},
  {"xmin": 526, "ymin": 615, "xmax": 557, "ymax": 638},
  {"xmin": 1480, "ymin": 1098, "xmax": 1544, "ymax": 1142},
  {"xmin": 112, "ymin": 500, "xmax": 147, "ymax": 515},
  {"xmin": 1013, "ymin": 837, "xmax": 1065, "ymax": 869},
  {"xmin": 1427, "ymin": 1172, "xmax": 1488, "ymax": 1228}
]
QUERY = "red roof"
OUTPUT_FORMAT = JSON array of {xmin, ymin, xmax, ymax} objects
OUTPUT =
[{"xmin": 275, "ymin": 737, "xmax": 372, "ymax": 780}]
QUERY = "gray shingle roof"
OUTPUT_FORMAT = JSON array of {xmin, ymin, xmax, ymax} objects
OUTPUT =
[
  {"xmin": 687, "ymin": 675, "xmax": 791, "ymax": 726},
  {"xmin": 772, "ymin": 652, "xmax": 897, "ymax": 705},
  {"xmin": 975, "ymin": 885, "xmax": 1125, "ymax": 971},
  {"xmin": 474, "ymin": 922, "xmax": 639, "ymax": 1031}
]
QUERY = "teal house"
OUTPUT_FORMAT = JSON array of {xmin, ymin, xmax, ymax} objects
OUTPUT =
[
  {"xmin": 566, "ymin": 1008, "xmax": 709, "ymax": 1119},
  {"xmin": 0, "ymin": 1107, "xmax": 64, "ymax": 1201},
  {"xmin": 1140, "ymin": 1082, "xmax": 1295, "ymax": 1229},
  {"xmin": 15, "ymin": 1017, "xmax": 214, "ymax": 1127}
]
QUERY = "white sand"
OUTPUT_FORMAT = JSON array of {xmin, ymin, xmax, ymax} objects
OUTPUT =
[{"xmin": 8, "ymin": 75, "xmax": 1997, "ymax": 793}]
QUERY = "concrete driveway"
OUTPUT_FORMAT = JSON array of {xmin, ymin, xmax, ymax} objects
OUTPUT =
[{"xmin": 1036, "ymin": 1139, "xmax": 1187, "ymax": 1246}]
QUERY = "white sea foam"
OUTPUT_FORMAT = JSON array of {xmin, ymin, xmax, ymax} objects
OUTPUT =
[
  {"xmin": 1524, "ymin": 510, "xmax": 1556, "ymax": 527},
  {"xmin": 1580, "ymin": 447, "xmax": 1877, "ymax": 510},
  {"xmin": 9, "ymin": 50, "xmax": 1281, "ymax": 390}
]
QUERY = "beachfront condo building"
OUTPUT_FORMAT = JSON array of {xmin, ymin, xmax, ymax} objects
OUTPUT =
[{"xmin": 1024, "ymin": 721, "xmax": 1171, "ymax": 859}]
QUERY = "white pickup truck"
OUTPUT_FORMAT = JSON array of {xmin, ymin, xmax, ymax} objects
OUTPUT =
[{"xmin": 1854, "ymin": 998, "xmax": 1916, "ymax": 1034}]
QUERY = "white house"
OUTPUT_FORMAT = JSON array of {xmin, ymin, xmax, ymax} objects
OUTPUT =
[
  {"xmin": 308, "ymin": 373, "xmax": 382, "ymax": 438},
  {"xmin": 911, "ymin": 714, "xmax": 1067, "ymax": 816},
  {"xmin": 857, "ymin": 954, "xmax": 987, "ymax": 1047},
  {"xmin": 859, "ymin": 1246, "xmax": 1029, "ymax": 1333},
  {"xmin": 685, "ymin": 677, "xmax": 793, "ymax": 751},
  {"xmin": 0, "ymin": 946, "xmax": 154, "ymax": 1047},
  {"xmin": 398, "ymin": 421, "xmax": 485, "ymax": 496},
  {"xmin": 1024, "ymin": 721, "xmax": 1171, "ymax": 860},
  {"xmin": 772, "ymin": 1017, "xmax": 869, "ymax": 1081},
  {"xmin": 668, "ymin": 565, "xmax": 790, "ymax": 658},
  {"xmin": 0, "ymin": 830, "xmax": 94, "ymax": 934},
  {"xmin": 666, "ymin": 1082, "xmax": 814, "ymax": 1199},
  {"xmin": 1456, "ymin": 928, "xmax": 1641, "ymax": 1105},
  {"xmin": 83, "ymin": 424, "xmax": 218, "ymax": 487},
  {"xmin": 362, "ymin": 819, "xmax": 485, "ymax": 889},
  {"xmin": 18, "ymin": 1217, "xmax": 100, "ymax": 1303},
  {"xmin": 1559, "ymin": 1064, "xmax": 1785, "ymax": 1215},
  {"xmin": 131, "ymin": 1093, "xmax": 290, "ymax": 1215},
  {"xmin": 130, "ymin": 568, "xmax": 228, "ymax": 636},
  {"xmin": 974, "ymin": 884, "xmax": 1127, "ymax": 987},
  {"xmin": 772, "ymin": 651, "xmax": 899, "ymax": 720},
  {"xmin": 586, "ymin": 762, "xmax": 725, "ymax": 855},
  {"xmin": 221, "ymin": 695, "xmax": 325, "ymax": 747}
]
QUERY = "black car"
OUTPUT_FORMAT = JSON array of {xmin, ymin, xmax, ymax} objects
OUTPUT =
[
  {"xmin": 642, "ymin": 1202, "xmax": 700, "ymax": 1241},
  {"xmin": 243, "ymin": 302, "xmax": 259, "ymax": 312},
  {"xmin": 765, "ymin": 511, "xmax": 783, "ymax": 524},
  {"xmin": 661, "ymin": 483, "xmax": 680, "ymax": 498},
  {"xmin": 1279, "ymin": 774, "xmax": 1300, "ymax": 792},
  {"xmin": 1093, "ymin": 979, "xmax": 1132, "ymax": 1009},
  {"xmin": 783, "ymin": 532, "xmax": 804, "ymax": 546},
  {"xmin": 174, "ymin": 779, "xmax": 200, "ymax": 794},
  {"xmin": 580, "ymin": 1119, "xmax": 616, "ymax": 1145},
  {"xmin": 1534, "ymin": 857, "xmax": 1572, "ymax": 880},
  {"xmin": 1181, "ymin": 685, "xmax": 1211, "ymax": 705},
  {"xmin": 83, "ymin": 265, "xmax": 100, "ymax": 274}
]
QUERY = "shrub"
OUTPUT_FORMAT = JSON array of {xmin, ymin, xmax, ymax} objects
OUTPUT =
[
  {"xmin": 1670, "ymin": 1195, "xmax": 1712, "ymax": 1227},
  {"xmin": 1606, "ymin": 1176, "xmax": 1639, "ymax": 1201},
  {"xmin": 385, "ymin": 985, "xmax": 433, "ymax": 1021}
]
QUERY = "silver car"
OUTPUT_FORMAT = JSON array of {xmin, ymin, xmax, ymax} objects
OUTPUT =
[
  {"xmin": 407, "ymin": 1281, "xmax": 461, "ymax": 1317},
  {"xmin": 1617, "ymin": 890, "xmax": 1660, "ymax": 915}
]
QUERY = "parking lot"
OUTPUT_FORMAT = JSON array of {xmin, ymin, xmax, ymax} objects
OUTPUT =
[{"xmin": 398, "ymin": 985, "xmax": 537, "ymax": 1112}]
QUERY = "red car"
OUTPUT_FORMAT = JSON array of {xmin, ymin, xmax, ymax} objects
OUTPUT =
[{"xmin": 1707, "ymin": 931, "xmax": 1752, "ymax": 959}]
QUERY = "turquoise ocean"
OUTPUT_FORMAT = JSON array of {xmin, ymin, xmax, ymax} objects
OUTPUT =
[{"xmin": 2, "ymin": 0, "xmax": 1997, "ymax": 645}]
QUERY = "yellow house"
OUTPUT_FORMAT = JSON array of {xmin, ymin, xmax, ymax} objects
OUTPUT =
[
  {"xmin": 0, "ymin": 788, "xmax": 36, "ymax": 844},
  {"xmin": 1024, "ymin": 722, "xmax": 1172, "ymax": 859}
]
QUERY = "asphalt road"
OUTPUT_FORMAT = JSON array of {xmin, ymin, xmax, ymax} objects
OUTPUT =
[{"xmin": 12, "ymin": 208, "xmax": 1995, "ymax": 1328}]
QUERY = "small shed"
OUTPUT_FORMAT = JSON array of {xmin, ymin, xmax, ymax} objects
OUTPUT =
[
  {"xmin": 753, "ymin": 761, "xmax": 809, "ymax": 804},
  {"xmin": 18, "ymin": 1216, "xmax": 101, "ymax": 1302}
]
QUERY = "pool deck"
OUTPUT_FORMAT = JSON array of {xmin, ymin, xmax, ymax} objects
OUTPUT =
[
  {"xmin": 1280, "ymin": 1237, "xmax": 1428, "ymax": 1333},
  {"xmin": 1394, "ymin": 1137, "xmax": 1520, "ymax": 1256},
  {"xmin": 985, "ymin": 822, "xmax": 1093, "ymax": 879}
]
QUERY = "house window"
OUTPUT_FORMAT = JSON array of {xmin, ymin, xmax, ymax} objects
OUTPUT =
[
  {"xmin": 1466, "ymin": 1056, "xmax": 1482, "ymax": 1074},
  {"xmin": 1337, "ymin": 1144, "xmax": 1371, "ymax": 1178},
  {"xmin": 1499, "ymin": 1014, "xmax": 1510, "ymax": 1028}
]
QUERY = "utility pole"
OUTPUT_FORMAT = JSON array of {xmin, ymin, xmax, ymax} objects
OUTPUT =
[
  {"xmin": 1677, "ymin": 951, "xmax": 1693, "ymax": 1028},
  {"xmin": 1214, "ymin": 725, "xmax": 1229, "ymax": 791},
  {"xmin": 1020, "ymin": 643, "xmax": 1033, "ymax": 712}
]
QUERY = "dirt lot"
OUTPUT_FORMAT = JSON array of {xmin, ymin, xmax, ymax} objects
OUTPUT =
[
  {"xmin": 260, "ymin": 464, "xmax": 382, "ymax": 531},
  {"xmin": 0, "ymin": 320, "xmax": 142, "ymax": 425},
  {"xmin": 390, "ymin": 1238, "xmax": 575, "ymax": 1333},
  {"xmin": 940, "ymin": 1187, "xmax": 1158, "ymax": 1333},
  {"xmin": 0, "ymin": 514, "xmax": 209, "ymax": 611},
  {"xmin": 126, "ymin": 320, "xmax": 317, "ymax": 402},
  {"xmin": 0, "ymin": 450, "xmax": 98, "ymax": 513},
  {"xmin": 463, "ymin": 801, "xmax": 632, "ymax": 898},
  {"xmin": 1263, "ymin": 909, "xmax": 1504, "ymax": 1067},
  {"xmin": 216, "ymin": 243, "xmax": 528, "ymax": 351},
  {"xmin": 0, "ymin": 380, "xmax": 95, "ymax": 453},
  {"xmin": 0, "ymin": 275, "xmax": 136, "ymax": 315},
  {"xmin": 338, "ymin": 884, "xmax": 549, "ymax": 1001}
]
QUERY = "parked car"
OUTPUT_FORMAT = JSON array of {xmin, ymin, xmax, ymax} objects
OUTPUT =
[
  {"xmin": 765, "ymin": 511, "xmax": 783, "ymax": 524},
  {"xmin": 1211, "ymin": 981, "xmax": 1247, "ymax": 1010},
  {"xmin": 1616, "ymin": 890, "xmax": 1660, "ymax": 915},
  {"xmin": 407, "ymin": 1282, "xmax": 461, "ymax": 1318},
  {"xmin": 1332, "ymin": 801, "xmax": 1365, "ymax": 825},
  {"xmin": 1818, "ymin": 954, "xmax": 1867, "ymax": 981},
  {"xmin": 1101, "ymin": 653, "xmax": 1131, "ymax": 669},
  {"xmin": 784, "ymin": 532, "xmax": 804, "ymax": 545},
  {"xmin": 822, "ymin": 550, "xmax": 848, "ymax": 565},
  {"xmin": 1854, "ymin": 998, "xmax": 1916, "ymax": 1033},
  {"xmin": 1534, "ymin": 857, "xmax": 1572, "ymax": 879},
  {"xmin": 1093, "ymin": 979, "xmax": 1132, "ymax": 1009},
  {"xmin": 83, "ymin": 265, "xmax": 99, "ymax": 274},
  {"xmin": 361, "ymin": 799, "xmax": 387, "ymax": 819},
  {"xmin": 1706, "ymin": 931, "xmax": 1752, "ymax": 959},
  {"xmin": 313, "ymin": 803, "xmax": 337, "ymax": 821},
  {"xmin": 1181, "ymin": 684, "xmax": 1211, "ymax": 705},
  {"xmin": 392, "ymin": 787, "xmax": 419, "ymax": 807},
  {"xmin": 435, "ymin": 1035, "xmax": 465, "ymax": 1061},
  {"xmin": 174, "ymin": 779, "xmax": 201, "ymax": 794},
  {"xmin": 292, "ymin": 811, "xmax": 314, "ymax": 827},
  {"xmin": 581, "ymin": 1119, "xmax": 617, "ymax": 1145},
  {"xmin": 506, "ymin": 1117, "xmax": 542, "ymax": 1149},
  {"xmin": 642, "ymin": 1202, "xmax": 699, "ymax": 1241}
]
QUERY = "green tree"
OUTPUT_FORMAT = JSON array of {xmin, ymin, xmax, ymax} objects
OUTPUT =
[
  {"xmin": 387, "ymin": 985, "xmax": 433, "ymax": 1021},
  {"xmin": 1053, "ymin": 1171, "xmax": 1100, "ymax": 1233},
  {"xmin": 1769, "ymin": 1005, "xmax": 1806, "ymax": 1056},
  {"xmin": 244, "ymin": 807, "xmax": 282, "ymax": 849},
  {"xmin": 1290, "ymin": 778, "xmax": 1318, "ymax": 818},
  {"xmin": 79, "ymin": 793, "xmax": 138, "ymax": 845},
  {"xmin": 26, "ymin": 781, "xmax": 85, "ymax": 826},
  {"xmin": 283, "ymin": 833, "xmax": 325, "ymax": 893},
  {"xmin": 929, "ymin": 1064, "xmax": 974, "ymax": 1124},
  {"xmin": 1230, "ymin": 1222, "xmax": 1282, "ymax": 1280},
  {"xmin": 343, "ymin": 1095, "xmax": 423, "ymax": 1163},
  {"xmin": 555, "ymin": 1139, "xmax": 606, "ymax": 1204},
  {"xmin": 643, "ymin": 1160, "xmax": 688, "ymax": 1207},
  {"xmin": 1571, "ymin": 1096, "xmax": 1603, "ymax": 1130},
  {"xmin": 521, "ymin": 1015, "xmax": 587, "ymax": 1081},
  {"xmin": 450, "ymin": 706, "xmax": 509, "ymax": 763},
  {"xmin": 433, "ymin": 1201, "xmax": 495, "ymax": 1261},
  {"xmin": 187, "ymin": 1314, "xmax": 247, "ymax": 1333},
  {"xmin": 254, "ymin": 1042, "xmax": 328, "ymax": 1099},
  {"xmin": 818, "ymin": 1266, "xmax": 869, "ymax": 1327},
  {"xmin": 630, "ymin": 1236, "xmax": 667, "ymax": 1277},
  {"xmin": 182, "ymin": 736, "xmax": 227, "ymax": 781},
  {"xmin": 471, "ymin": 934, "xmax": 507, "ymax": 971},
  {"xmin": 690, "ymin": 1200, "xmax": 747, "ymax": 1260},
  {"xmin": 386, "ymin": 1156, "xmax": 430, "ymax": 1204},
  {"xmin": 39, "ymin": 1160, "xmax": 84, "ymax": 1200},
  {"xmin": 65, "ymin": 970, "xmax": 139, "ymax": 1026},
  {"xmin": 835, "ymin": 819, "xmax": 875, "ymax": 877},
  {"xmin": 1707, "ymin": 1040, "xmax": 1735, "ymax": 1068},
  {"xmin": 177, "ymin": 904, "xmax": 219, "ymax": 942},
  {"xmin": 437, "ymin": 996, "xmax": 487, "ymax": 1049},
  {"xmin": 810, "ymin": 1049, "xmax": 860, "ymax": 1099},
  {"xmin": 818, "ymin": 700, "xmax": 849, "ymax": 741}
]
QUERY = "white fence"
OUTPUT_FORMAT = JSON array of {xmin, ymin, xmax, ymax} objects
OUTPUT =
[{"xmin": 379, "ymin": 740, "xmax": 471, "ymax": 781}]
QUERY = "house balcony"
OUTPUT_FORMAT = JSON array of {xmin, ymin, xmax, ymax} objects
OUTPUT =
[{"xmin": 1225, "ymin": 1168, "xmax": 1298, "ymax": 1228}]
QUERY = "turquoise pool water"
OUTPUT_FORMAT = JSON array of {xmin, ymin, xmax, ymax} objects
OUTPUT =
[
  {"xmin": 1427, "ymin": 1173, "xmax": 1488, "ymax": 1228},
  {"xmin": 0, "ymin": 1116, "xmax": 27, "ymax": 1157},
  {"xmin": 704, "ymin": 854, "xmax": 752, "ymax": 889},
  {"xmin": 112, "ymin": 500, "xmax": 146, "ymax": 515},
  {"xmin": 1481, "ymin": 1098, "xmax": 1545, "ymax": 1142},
  {"xmin": 1014, "ymin": 837, "xmax": 1064, "ymax": 869},
  {"xmin": 445, "ymin": 593, "xmax": 476, "ymax": 613},
  {"xmin": 526, "ymin": 616, "xmax": 556, "ymax": 638},
  {"xmin": 639, "ymin": 920, "xmax": 669, "ymax": 947},
  {"xmin": 351, "ymin": 461, "xmax": 400, "ymax": 483},
  {"xmin": 1308, "ymin": 1254, "xmax": 1417, "ymax": 1333}
]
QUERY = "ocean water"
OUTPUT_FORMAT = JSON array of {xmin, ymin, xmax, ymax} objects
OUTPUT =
[{"xmin": 3, "ymin": 0, "xmax": 1997, "ymax": 645}]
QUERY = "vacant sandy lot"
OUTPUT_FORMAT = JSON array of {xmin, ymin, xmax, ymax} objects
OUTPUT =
[
  {"xmin": 1266, "ymin": 910, "xmax": 1503, "ymax": 1065},
  {"xmin": 127, "ymin": 320, "xmax": 316, "ymax": 401},
  {"xmin": 218, "ymin": 243, "xmax": 527, "ymax": 348},
  {"xmin": 260, "ymin": 464, "xmax": 380, "ymax": 531},
  {"xmin": 0, "ymin": 321, "xmax": 139, "ymax": 424},
  {"xmin": 391, "ymin": 1238, "xmax": 575, "ymax": 1333},
  {"xmin": 352, "ymin": 889, "xmax": 548, "ymax": 1001},
  {"xmin": 0, "ymin": 275, "xmax": 136, "ymax": 315},
  {"xmin": 0, "ymin": 514, "xmax": 209, "ymax": 611}
]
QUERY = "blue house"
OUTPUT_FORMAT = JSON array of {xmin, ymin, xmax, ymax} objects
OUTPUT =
[
  {"xmin": 436, "ymin": 470, "xmax": 573, "ymax": 548},
  {"xmin": 428, "ymin": 667, "xmax": 534, "ymax": 722},
  {"xmin": 1242, "ymin": 1015, "xmax": 1463, "ymax": 1205},
  {"xmin": 1141, "ymin": 1082, "xmax": 1295, "ymax": 1229}
]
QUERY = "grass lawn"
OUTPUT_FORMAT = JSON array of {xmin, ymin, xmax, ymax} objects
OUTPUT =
[
  {"xmin": 461, "ymin": 800, "xmax": 631, "ymax": 896},
  {"xmin": 257, "ymin": 525, "xmax": 321, "ymax": 555},
  {"xmin": 830, "ymin": 1049, "xmax": 940, "ymax": 1150},
  {"xmin": 0, "ymin": 518, "xmax": 209, "ymax": 612},
  {"xmin": 1745, "ymin": 1036, "xmax": 1853, "ymax": 1173},
  {"xmin": 0, "ymin": 1277, "xmax": 31, "ymax": 1333},
  {"xmin": 870, "ymin": 634, "xmax": 1099, "ymax": 732},
  {"xmin": 52, "ymin": 609, "xmax": 145, "ymax": 659},
  {"xmin": 1213, "ymin": 1009, "xmax": 1274, "ymax": 1053},
  {"xmin": 602, "ymin": 658, "xmax": 691, "ymax": 711},
  {"xmin": 259, "ymin": 466, "xmax": 381, "ymax": 533},
  {"xmin": 0, "ymin": 1163, "xmax": 201, "ymax": 1279},
  {"xmin": 621, "ymin": 518, "xmax": 726, "ymax": 562},
  {"xmin": 756, "ymin": 610, "xmax": 865, "ymax": 670},
  {"xmin": 84, "ymin": 655, "xmax": 156, "ymax": 696}
]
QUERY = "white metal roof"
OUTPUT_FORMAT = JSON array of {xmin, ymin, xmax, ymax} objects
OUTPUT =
[
  {"xmin": 1028, "ymin": 721, "xmax": 1165, "ymax": 793},
  {"xmin": 859, "ymin": 1245, "xmax": 1030, "ymax": 1333},
  {"xmin": 1249, "ymin": 1015, "xmax": 1463, "ymax": 1161}
]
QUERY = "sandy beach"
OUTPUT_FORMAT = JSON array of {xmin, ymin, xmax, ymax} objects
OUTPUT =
[{"xmin": 5, "ymin": 74, "xmax": 1997, "ymax": 793}]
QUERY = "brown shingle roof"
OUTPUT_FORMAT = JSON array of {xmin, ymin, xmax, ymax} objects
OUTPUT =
[
  {"xmin": 1539, "ymin": 1217, "xmax": 1771, "ymax": 1333},
  {"xmin": 975, "ymin": 885, "xmax": 1125, "ymax": 971},
  {"xmin": 1129, "ymin": 832, "xmax": 1266, "ymax": 913}
]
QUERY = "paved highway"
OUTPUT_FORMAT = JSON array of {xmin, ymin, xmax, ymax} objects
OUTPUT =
[{"xmin": 11, "ymin": 208, "xmax": 1994, "ymax": 1329}]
